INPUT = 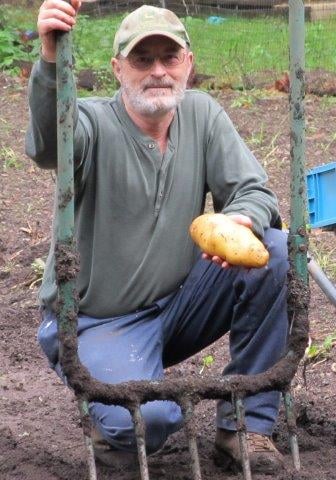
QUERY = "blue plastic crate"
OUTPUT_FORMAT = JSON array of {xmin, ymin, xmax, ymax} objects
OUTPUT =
[{"xmin": 306, "ymin": 161, "xmax": 336, "ymax": 229}]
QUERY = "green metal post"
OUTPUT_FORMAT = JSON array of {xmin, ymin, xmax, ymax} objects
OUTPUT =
[
  {"xmin": 289, "ymin": 0, "xmax": 308, "ymax": 283},
  {"xmin": 286, "ymin": 0, "xmax": 308, "ymax": 471},
  {"xmin": 56, "ymin": 21, "xmax": 77, "ymax": 341},
  {"xmin": 55, "ymin": 17, "xmax": 97, "ymax": 480}
]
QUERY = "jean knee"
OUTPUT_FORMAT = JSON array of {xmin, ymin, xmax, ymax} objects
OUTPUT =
[
  {"xmin": 264, "ymin": 228, "xmax": 289, "ymax": 279},
  {"xmin": 142, "ymin": 400, "xmax": 183, "ymax": 453},
  {"xmin": 91, "ymin": 400, "xmax": 182, "ymax": 454}
]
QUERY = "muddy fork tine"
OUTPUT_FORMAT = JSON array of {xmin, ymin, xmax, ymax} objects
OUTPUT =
[
  {"xmin": 131, "ymin": 404, "xmax": 150, "ymax": 480},
  {"xmin": 181, "ymin": 398, "xmax": 202, "ymax": 480},
  {"xmin": 234, "ymin": 396, "xmax": 252, "ymax": 480},
  {"xmin": 283, "ymin": 390, "xmax": 300, "ymax": 470},
  {"xmin": 84, "ymin": 435, "xmax": 98, "ymax": 480},
  {"xmin": 78, "ymin": 399, "xmax": 97, "ymax": 480}
]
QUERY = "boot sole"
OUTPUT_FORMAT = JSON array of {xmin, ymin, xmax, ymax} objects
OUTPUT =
[
  {"xmin": 213, "ymin": 446, "xmax": 283, "ymax": 476},
  {"xmin": 213, "ymin": 447, "xmax": 237, "ymax": 472}
]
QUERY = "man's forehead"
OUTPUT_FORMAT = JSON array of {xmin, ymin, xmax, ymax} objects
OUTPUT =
[{"xmin": 131, "ymin": 35, "xmax": 181, "ymax": 53}]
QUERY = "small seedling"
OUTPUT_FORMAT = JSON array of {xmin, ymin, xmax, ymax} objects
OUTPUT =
[
  {"xmin": 28, "ymin": 258, "xmax": 45, "ymax": 288},
  {"xmin": 199, "ymin": 355, "xmax": 214, "ymax": 374},
  {"xmin": 1, "ymin": 146, "xmax": 22, "ymax": 170},
  {"xmin": 231, "ymin": 93, "xmax": 255, "ymax": 109},
  {"xmin": 249, "ymin": 124, "xmax": 265, "ymax": 146},
  {"xmin": 305, "ymin": 333, "xmax": 336, "ymax": 362}
]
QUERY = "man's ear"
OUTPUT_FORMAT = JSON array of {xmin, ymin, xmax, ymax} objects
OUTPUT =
[
  {"xmin": 111, "ymin": 57, "xmax": 122, "ymax": 83},
  {"xmin": 187, "ymin": 51, "xmax": 194, "ymax": 74}
]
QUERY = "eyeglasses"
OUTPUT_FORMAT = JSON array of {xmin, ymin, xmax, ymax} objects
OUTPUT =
[{"xmin": 125, "ymin": 51, "xmax": 186, "ymax": 71}]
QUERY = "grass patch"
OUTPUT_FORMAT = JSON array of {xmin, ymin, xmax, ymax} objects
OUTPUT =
[
  {"xmin": 0, "ymin": 145, "xmax": 22, "ymax": 170},
  {"xmin": 75, "ymin": 12, "xmax": 336, "ymax": 82},
  {"xmin": 305, "ymin": 333, "xmax": 336, "ymax": 362},
  {"xmin": 72, "ymin": 13, "xmax": 289, "ymax": 83},
  {"xmin": 310, "ymin": 236, "xmax": 336, "ymax": 282},
  {"xmin": 1, "ymin": 5, "xmax": 336, "ymax": 87}
]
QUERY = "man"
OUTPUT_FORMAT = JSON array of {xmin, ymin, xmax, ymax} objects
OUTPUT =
[{"xmin": 26, "ymin": 0, "xmax": 288, "ymax": 474}]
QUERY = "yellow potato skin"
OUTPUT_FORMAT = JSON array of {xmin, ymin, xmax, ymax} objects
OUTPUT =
[{"xmin": 189, "ymin": 213, "xmax": 269, "ymax": 268}]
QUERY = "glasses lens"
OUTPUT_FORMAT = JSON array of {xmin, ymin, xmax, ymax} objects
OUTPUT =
[
  {"xmin": 127, "ymin": 51, "xmax": 186, "ymax": 70},
  {"xmin": 161, "ymin": 52, "xmax": 185, "ymax": 67},
  {"xmin": 128, "ymin": 55, "xmax": 154, "ymax": 70}
]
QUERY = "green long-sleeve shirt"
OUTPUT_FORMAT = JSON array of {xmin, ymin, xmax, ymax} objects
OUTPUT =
[{"xmin": 26, "ymin": 58, "xmax": 281, "ymax": 318}]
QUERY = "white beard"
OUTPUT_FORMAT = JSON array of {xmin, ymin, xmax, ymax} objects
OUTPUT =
[{"xmin": 120, "ymin": 76, "xmax": 187, "ymax": 117}]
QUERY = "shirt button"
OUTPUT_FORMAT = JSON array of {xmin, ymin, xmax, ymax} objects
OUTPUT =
[{"xmin": 148, "ymin": 143, "xmax": 155, "ymax": 149}]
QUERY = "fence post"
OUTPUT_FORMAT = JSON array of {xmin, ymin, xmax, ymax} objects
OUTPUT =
[{"xmin": 289, "ymin": 0, "xmax": 308, "ymax": 283}]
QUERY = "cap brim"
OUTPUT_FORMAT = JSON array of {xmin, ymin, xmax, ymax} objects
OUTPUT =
[{"xmin": 119, "ymin": 31, "xmax": 187, "ymax": 57}]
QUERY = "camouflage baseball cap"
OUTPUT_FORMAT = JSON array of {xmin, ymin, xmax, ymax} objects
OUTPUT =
[{"xmin": 113, "ymin": 5, "xmax": 191, "ymax": 57}]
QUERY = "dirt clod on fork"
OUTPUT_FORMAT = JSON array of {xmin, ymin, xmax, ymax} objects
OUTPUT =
[{"xmin": 54, "ymin": 241, "xmax": 80, "ymax": 284}]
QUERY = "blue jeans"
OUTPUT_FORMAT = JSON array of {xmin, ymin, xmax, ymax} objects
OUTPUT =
[{"xmin": 38, "ymin": 228, "xmax": 288, "ymax": 453}]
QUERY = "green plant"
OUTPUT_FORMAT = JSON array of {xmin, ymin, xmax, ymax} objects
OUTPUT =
[
  {"xmin": 199, "ymin": 354, "xmax": 214, "ymax": 374},
  {"xmin": 0, "ymin": 29, "xmax": 26, "ymax": 69},
  {"xmin": 73, "ymin": 13, "xmax": 119, "ymax": 71},
  {"xmin": 3, "ymin": 5, "xmax": 336, "ymax": 94},
  {"xmin": 0, "ymin": 146, "xmax": 22, "ymax": 170},
  {"xmin": 231, "ymin": 92, "xmax": 256, "ymax": 109},
  {"xmin": 0, "ymin": 6, "xmax": 39, "ymax": 72},
  {"xmin": 249, "ymin": 124, "xmax": 265, "ymax": 146},
  {"xmin": 305, "ymin": 333, "xmax": 336, "ymax": 361},
  {"xmin": 310, "ymin": 243, "xmax": 336, "ymax": 281},
  {"xmin": 29, "ymin": 258, "xmax": 45, "ymax": 288}
]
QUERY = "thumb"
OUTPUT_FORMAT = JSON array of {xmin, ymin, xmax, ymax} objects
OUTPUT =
[{"xmin": 227, "ymin": 214, "xmax": 253, "ymax": 228}]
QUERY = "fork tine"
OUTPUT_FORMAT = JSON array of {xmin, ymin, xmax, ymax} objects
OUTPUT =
[
  {"xmin": 131, "ymin": 404, "xmax": 150, "ymax": 480},
  {"xmin": 181, "ymin": 398, "xmax": 202, "ymax": 480},
  {"xmin": 283, "ymin": 390, "xmax": 300, "ymax": 470},
  {"xmin": 234, "ymin": 396, "xmax": 252, "ymax": 480},
  {"xmin": 78, "ymin": 399, "xmax": 97, "ymax": 480}
]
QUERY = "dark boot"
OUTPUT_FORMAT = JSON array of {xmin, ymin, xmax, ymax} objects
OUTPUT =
[
  {"xmin": 215, "ymin": 429, "xmax": 285, "ymax": 475},
  {"xmin": 91, "ymin": 426, "xmax": 137, "ymax": 470}
]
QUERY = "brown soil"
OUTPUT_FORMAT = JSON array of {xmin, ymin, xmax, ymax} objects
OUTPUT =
[{"xmin": 0, "ymin": 71, "xmax": 335, "ymax": 480}]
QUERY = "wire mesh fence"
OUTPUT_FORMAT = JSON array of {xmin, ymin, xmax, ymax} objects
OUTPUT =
[
  {"xmin": 77, "ymin": 0, "xmax": 336, "ymax": 89},
  {"xmin": 1, "ymin": 0, "xmax": 335, "ymax": 91}
]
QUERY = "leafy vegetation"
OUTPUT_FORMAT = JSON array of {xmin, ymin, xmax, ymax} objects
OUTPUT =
[
  {"xmin": 310, "ymin": 238, "xmax": 336, "ymax": 282},
  {"xmin": 1, "ymin": 4, "xmax": 336, "ymax": 87},
  {"xmin": 0, "ymin": 6, "xmax": 39, "ymax": 72},
  {"xmin": 0, "ymin": 29, "xmax": 25, "ymax": 69},
  {"xmin": 29, "ymin": 258, "xmax": 45, "ymax": 289},
  {"xmin": 305, "ymin": 333, "xmax": 336, "ymax": 362},
  {"xmin": 1, "ymin": 145, "xmax": 22, "ymax": 170},
  {"xmin": 199, "ymin": 354, "xmax": 214, "ymax": 374}
]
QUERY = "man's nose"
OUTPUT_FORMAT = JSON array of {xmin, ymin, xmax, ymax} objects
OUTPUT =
[{"xmin": 150, "ymin": 59, "xmax": 167, "ymax": 76}]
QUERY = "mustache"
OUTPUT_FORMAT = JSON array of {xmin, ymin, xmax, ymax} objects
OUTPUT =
[{"xmin": 142, "ymin": 79, "xmax": 174, "ymax": 90}]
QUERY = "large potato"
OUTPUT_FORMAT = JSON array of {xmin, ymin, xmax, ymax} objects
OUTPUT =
[{"xmin": 189, "ymin": 213, "xmax": 269, "ymax": 268}]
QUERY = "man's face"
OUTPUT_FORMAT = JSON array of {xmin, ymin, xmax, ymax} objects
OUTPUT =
[{"xmin": 112, "ymin": 35, "xmax": 193, "ymax": 117}]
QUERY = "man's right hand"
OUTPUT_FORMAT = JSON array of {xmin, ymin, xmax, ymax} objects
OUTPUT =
[
  {"xmin": 38, "ymin": 0, "xmax": 81, "ymax": 62},
  {"xmin": 201, "ymin": 214, "xmax": 254, "ymax": 269}
]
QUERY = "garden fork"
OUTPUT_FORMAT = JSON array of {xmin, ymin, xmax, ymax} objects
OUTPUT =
[{"xmin": 54, "ymin": 1, "xmax": 308, "ymax": 478}]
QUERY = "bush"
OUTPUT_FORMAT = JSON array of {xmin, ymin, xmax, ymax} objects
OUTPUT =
[{"xmin": 0, "ymin": 5, "xmax": 38, "ymax": 72}]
